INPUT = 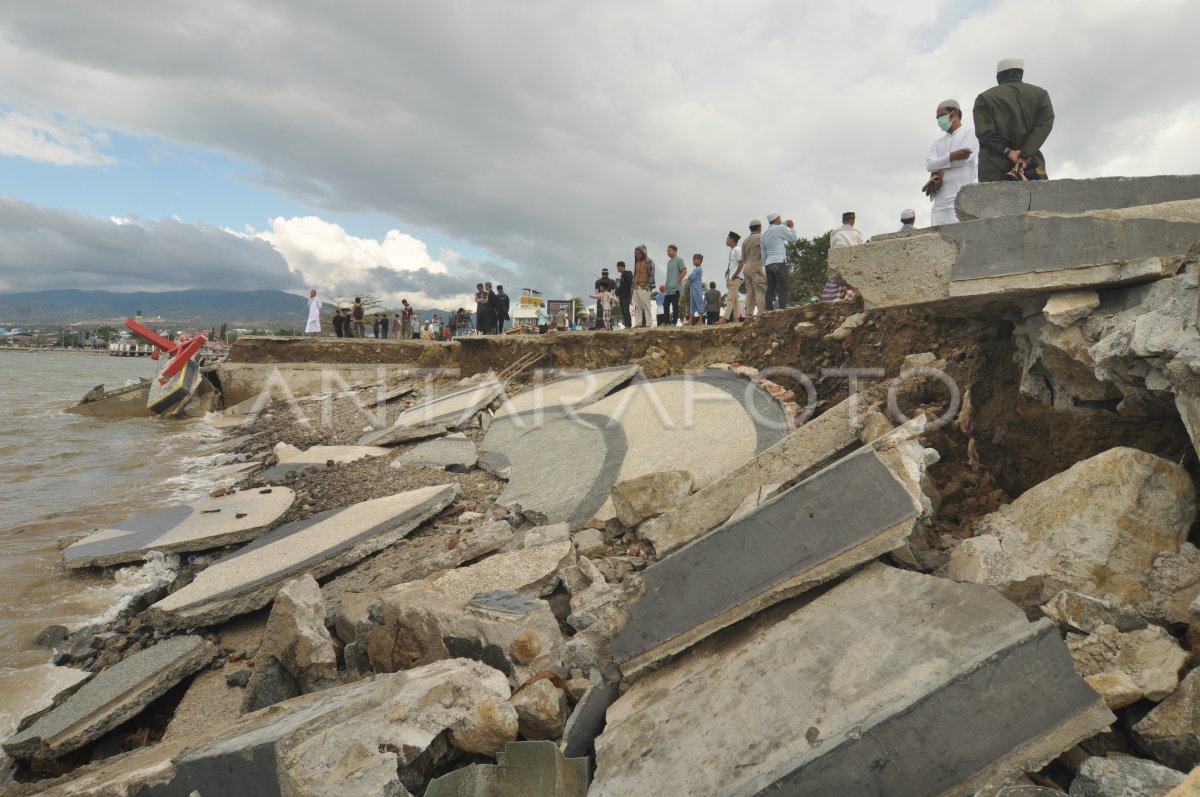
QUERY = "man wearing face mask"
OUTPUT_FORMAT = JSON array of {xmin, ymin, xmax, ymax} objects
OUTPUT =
[{"xmin": 924, "ymin": 99, "xmax": 978, "ymax": 226}]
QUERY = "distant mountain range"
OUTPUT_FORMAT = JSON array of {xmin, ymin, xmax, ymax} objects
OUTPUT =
[{"xmin": 0, "ymin": 289, "xmax": 312, "ymax": 327}]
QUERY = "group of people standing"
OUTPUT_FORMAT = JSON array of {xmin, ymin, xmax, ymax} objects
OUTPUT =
[
  {"xmin": 473, "ymin": 282, "xmax": 511, "ymax": 335},
  {"xmin": 325, "ymin": 297, "xmax": 424, "ymax": 340}
]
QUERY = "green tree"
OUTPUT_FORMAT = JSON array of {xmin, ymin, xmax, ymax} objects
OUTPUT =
[
  {"xmin": 786, "ymin": 231, "xmax": 832, "ymax": 305},
  {"xmin": 570, "ymin": 297, "xmax": 585, "ymax": 323},
  {"xmin": 94, "ymin": 325, "xmax": 118, "ymax": 343}
]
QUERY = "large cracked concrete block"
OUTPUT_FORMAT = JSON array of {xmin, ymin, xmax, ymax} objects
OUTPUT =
[
  {"xmin": 3, "ymin": 635, "xmax": 216, "ymax": 761},
  {"xmin": 148, "ymin": 484, "xmax": 458, "ymax": 631},
  {"xmin": 498, "ymin": 371, "xmax": 789, "ymax": 530},
  {"xmin": 32, "ymin": 659, "xmax": 517, "ymax": 797},
  {"xmin": 611, "ymin": 434, "xmax": 931, "ymax": 675},
  {"xmin": 956, "ymin": 174, "xmax": 1200, "ymax": 221},
  {"xmin": 426, "ymin": 741, "xmax": 588, "ymax": 796},
  {"xmin": 62, "ymin": 487, "xmax": 296, "ymax": 569},
  {"xmin": 830, "ymin": 200, "xmax": 1200, "ymax": 310},
  {"xmin": 592, "ymin": 564, "xmax": 1115, "ymax": 797},
  {"xmin": 360, "ymin": 379, "xmax": 505, "ymax": 445}
]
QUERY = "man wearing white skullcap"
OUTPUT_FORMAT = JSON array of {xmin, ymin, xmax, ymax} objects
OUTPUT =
[
  {"xmin": 899, "ymin": 209, "xmax": 917, "ymax": 231},
  {"xmin": 973, "ymin": 58, "xmax": 1054, "ymax": 182},
  {"xmin": 924, "ymin": 98, "xmax": 979, "ymax": 225}
]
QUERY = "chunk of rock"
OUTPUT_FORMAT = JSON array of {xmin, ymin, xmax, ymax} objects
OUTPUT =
[
  {"xmin": 630, "ymin": 346, "xmax": 669, "ymax": 378},
  {"xmin": 1141, "ymin": 544, "xmax": 1200, "ymax": 627},
  {"xmin": 1045, "ymin": 290, "xmax": 1101, "ymax": 326},
  {"xmin": 244, "ymin": 574, "xmax": 338, "ymax": 712},
  {"xmin": 592, "ymin": 564, "xmax": 1114, "ymax": 797},
  {"xmin": 610, "ymin": 470, "xmax": 693, "ymax": 527},
  {"xmin": 511, "ymin": 678, "xmax": 568, "ymax": 741},
  {"xmin": 1067, "ymin": 624, "xmax": 1189, "ymax": 709},
  {"xmin": 946, "ymin": 448, "xmax": 1195, "ymax": 609},
  {"xmin": 355, "ymin": 585, "xmax": 565, "ymax": 688},
  {"xmin": 1069, "ymin": 755, "xmax": 1185, "ymax": 797},
  {"xmin": 571, "ymin": 528, "xmax": 606, "ymax": 558},
  {"xmin": 1133, "ymin": 668, "xmax": 1200, "ymax": 771},
  {"xmin": 3, "ymin": 635, "xmax": 216, "ymax": 761},
  {"xmin": 1042, "ymin": 591, "xmax": 1147, "ymax": 634}
]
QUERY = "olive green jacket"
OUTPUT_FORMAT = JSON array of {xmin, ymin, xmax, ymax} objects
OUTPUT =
[{"xmin": 972, "ymin": 79, "xmax": 1054, "ymax": 182}]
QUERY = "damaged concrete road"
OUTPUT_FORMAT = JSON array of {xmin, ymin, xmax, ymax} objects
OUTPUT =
[
  {"xmin": 593, "ymin": 564, "xmax": 1115, "ymax": 797},
  {"xmin": 148, "ymin": 484, "xmax": 458, "ymax": 631},
  {"xmin": 23, "ymin": 659, "xmax": 518, "ymax": 797},
  {"xmin": 831, "ymin": 199, "xmax": 1200, "ymax": 310},
  {"xmin": 611, "ymin": 428, "xmax": 933, "ymax": 675},
  {"xmin": 359, "ymin": 379, "xmax": 505, "ymax": 445},
  {"xmin": 955, "ymin": 174, "xmax": 1200, "ymax": 222},
  {"xmin": 62, "ymin": 487, "xmax": 295, "ymax": 569},
  {"xmin": 3, "ymin": 635, "xmax": 216, "ymax": 762},
  {"xmin": 497, "ymin": 370, "xmax": 789, "ymax": 530}
]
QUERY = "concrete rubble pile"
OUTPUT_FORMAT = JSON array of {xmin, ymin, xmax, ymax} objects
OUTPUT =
[{"xmin": 10, "ymin": 175, "xmax": 1200, "ymax": 796}]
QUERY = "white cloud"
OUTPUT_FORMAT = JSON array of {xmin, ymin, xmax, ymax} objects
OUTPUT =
[
  {"xmin": 0, "ymin": 109, "xmax": 114, "ymax": 166},
  {"xmin": 0, "ymin": 0, "xmax": 1198, "ymax": 296},
  {"xmin": 237, "ymin": 216, "xmax": 482, "ymax": 310}
]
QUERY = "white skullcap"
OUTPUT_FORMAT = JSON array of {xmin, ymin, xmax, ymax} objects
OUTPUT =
[
  {"xmin": 901, "ymin": 208, "xmax": 916, "ymax": 219},
  {"xmin": 938, "ymin": 99, "xmax": 960, "ymax": 111},
  {"xmin": 766, "ymin": 211, "xmax": 781, "ymax": 222},
  {"xmin": 997, "ymin": 58, "xmax": 1024, "ymax": 72}
]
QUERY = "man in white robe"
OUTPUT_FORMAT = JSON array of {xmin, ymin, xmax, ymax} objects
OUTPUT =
[
  {"xmin": 925, "ymin": 99, "xmax": 979, "ymax": 226},
  {"xmin": 305, "ymin": 289, "xmax": 322, "ymax": 336}
]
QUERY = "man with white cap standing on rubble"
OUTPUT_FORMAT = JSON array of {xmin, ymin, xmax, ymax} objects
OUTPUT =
[
  {"xmin": 761, "ymin": 211, "xmax": 797, "ymax": 311},
  {"xmin": 973, "ymin": 58, "xmax": 1054, "ymax": 182},
  {"xmin": 899, "ymin": 209, "xmax": 917, "ymax": 231},
  {"xmin": 924, "ymin": 99, "xmax": 978, "ymax": 226}
]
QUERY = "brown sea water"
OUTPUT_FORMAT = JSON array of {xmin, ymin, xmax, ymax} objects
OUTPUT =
[{"xmin": 0, "ymin": 351, "xmax": 237, "ymax": 778}]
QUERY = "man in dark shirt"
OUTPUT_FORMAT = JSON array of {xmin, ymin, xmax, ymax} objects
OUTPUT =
[
  {"xmin": 973, "ymin": 58, "xmax": 1054, "ymax": 182},
  {"xmin": 615, "ymin": 261, "xmax": 633, "ymax": 329},
  {"xmin": 495, "ymin": 285, "xmax": 511, "ymax": 334}
]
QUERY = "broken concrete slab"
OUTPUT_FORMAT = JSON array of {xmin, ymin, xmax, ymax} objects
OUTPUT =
[
  {"xmin": 323, "ymin": 517, "xmax": 515, "ymax": 626},
  {"xmin": 392, "ymin": 432, "xmax": 478, "ymax": 469},
  {"xmin": 364, "ymin": 379, "xmax": 505, "ymax": 443},
  {"xmin": 481, "ymin": 365, "xmax": 641, "ymax": 467},
  {"xmin": 478, "ymin": 450, "xmax": 511, "ymax": 479},
  {"xmin": 148, "ymin": 484, "xmax": 458, "ymax": 631},
  {"xmin": 637, "ymin": 391, "xmax": 872, "ymax": 556},
  {"xmin": 257, "ymin": 441, "xmax": 390, "ymax": 482},
  {"xmin": 1041, "ymin": 590, "xmax": 1147, "ymax": 634},
  {"xmin": 243, "ymin": 575, "xmax": 338, "ymax": 712},
  {"xmin": 611, "ymin": 440, "xmax": 928, "ymax": 675},
  {"xmin": 3, "ymin": 635, "xmax": 216, "ymax": 761},
  {"xmin": 1045, "ymin": 290, "xmax": 1102, "ymax": 326},
  {"xmin": 561, "ymin": 681, "xmax": 619, "ymax": 760},
  {"xmin": 592, "ymin": 564, "xmax": 1115, "ymax": 797},
  {"xmin": 946, "ymin": 447, "xmax": 1195, "ymax": 610},
  {"xmin": 357, "ymin": 421, "xmax": 448, "ymax": 448},
  {"xmin": 353, "ymin": 584, "xmax": 566, "ymax": 688},
  {"xmin": 32, "ymin": 659, "xmax": 517, "ymax": 797},
  {"xmin": 1133, "ymin": 667, "xmax": 1200, "ymax": 772},
  {"xmin": 499, "ymin": 371, "xmax": 789, "ymax": 530},
  {"xmin": 956, "ymin": 174, "xmax": 1200, "ymax": 222},
  {"xmin": 426, "ymin": 740, "xmax": 588, "ymax": 797},
  {"xmin": 831, "ymin": 200, "xmax": 1200, "ymax": 310},
  {"xmin": 362, "ymin": 383, "xmax": 415, "ymax": 408},
  {"xmin": 62, "ymin": 487, "xmax": 296, "ymax": 569}
]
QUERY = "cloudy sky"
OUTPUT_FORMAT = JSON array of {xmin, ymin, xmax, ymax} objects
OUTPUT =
[{"xmin": 1, "ymin": 0, "xmax": 1198, "ymax": 311}]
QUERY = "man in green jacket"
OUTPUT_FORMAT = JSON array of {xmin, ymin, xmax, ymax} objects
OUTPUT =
[{"xmin": 973, "ymin": 58, "xmax": 1054, "ymax": 182}]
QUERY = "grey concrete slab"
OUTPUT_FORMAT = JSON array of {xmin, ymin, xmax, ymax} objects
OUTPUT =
[
  {"xmin": 561, "ymin": 682, "xmax": 619, "ymax": 760},
  {"xmin": 392, "ymin": 432, "xmax": 478, "ymax": 469},
  {"xmin": 427, "ymin": 741, "xmax": 588, "ymax": 796},
  {"xmin": 363, "ymin": 383, "xmax": 415, "ymax": 408},
  {"xmin": 148, "ymin": 484, "xmax": 458, "ymax": 631},
  {"xmin": 498, "ymin": 371, "xmax": 788, "ymax": 530},
  {"xmin": 256, "ymin": 442, "xmax": 390, "ymax": 482},
  {"xmin": 386, "ymin": 379, "xmax": 504, "ymax": 432},
  {"xmin": 956, "ymin": 174, "xmax": 1200, "ymax": 221},
  {"xmin": 62, "ymin": 488, "xmax": 296, "ymax": 569},
  {"xmin": 612, "ymin": 446, "xmax": 921, "ymax": 673},
  {"xmin": 592, "ymin": 564, "xmax": 1115, "ymax": 797},
  {"xmin": 482, "ymin": 365, "xmax": 640, "ymax": 458},
  {"xmin": 3, "ymin": 635, "xmax": 216, "ymax": 761},
  {"xmin": 831, "ymin": 201, "xmax": 1200, "ymax": 310},
  {"xmin": 478, "ymin": 450, "xmax": 511, "ymax": 480},
  {"xmin": 358, "ymin": 422, "xmax": 448, "ymax": 447}
]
